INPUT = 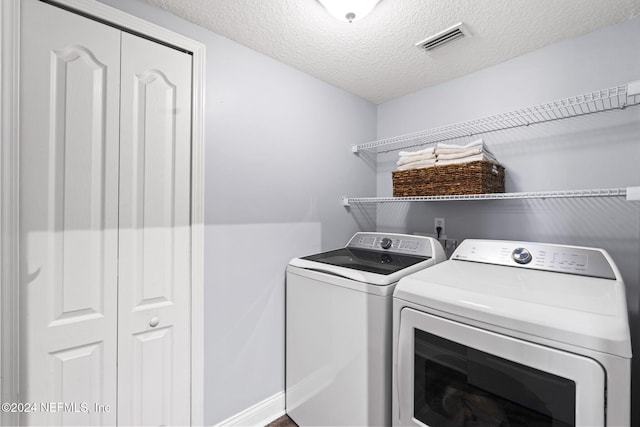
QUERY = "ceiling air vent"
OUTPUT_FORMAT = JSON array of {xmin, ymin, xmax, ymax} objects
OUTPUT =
[{"xmin": 416, "ymin": 22, "xmax": 470, "ymax": 53}]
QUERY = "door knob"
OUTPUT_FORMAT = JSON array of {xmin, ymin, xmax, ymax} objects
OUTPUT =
[{"xmin": 149, "ymin": 316, "xmax": 160, "ymax": 327}]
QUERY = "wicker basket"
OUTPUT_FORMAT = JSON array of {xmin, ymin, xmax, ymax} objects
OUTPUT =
[{"xmin": 392, "ymin": 161, "xmax": 505, "ymax": 197}]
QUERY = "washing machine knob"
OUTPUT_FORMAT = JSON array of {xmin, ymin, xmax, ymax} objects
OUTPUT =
[
  {"xmin": 512, "ymin": 247, "xmax": 532, "ymax": 264},
  {"xmin": 380, "ymin": 237, "xmax": 393, "ymax": 249}
]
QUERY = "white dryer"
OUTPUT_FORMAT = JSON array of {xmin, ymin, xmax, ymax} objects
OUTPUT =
[
  {"xmin": 286, "ymin": 232, "xmax": 446, "ymax": 427},
  {"xmin": 392, "ymin": 239, "xmax": 632, "ymax": 427}
]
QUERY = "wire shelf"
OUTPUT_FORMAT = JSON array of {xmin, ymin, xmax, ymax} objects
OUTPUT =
[
  {"xmin": 352, "ymin": 81, "xmax": 640, "ymax": 153},
  {"xmin": 342, "ymin": 187, "xmax": 635, "ymax": 206}
]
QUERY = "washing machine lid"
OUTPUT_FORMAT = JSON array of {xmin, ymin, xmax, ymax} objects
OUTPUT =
[
  {"xmin": 394, "ymin": 240, "xmax": 632, "ymax": 357},
  {"xmin": 289, "ymin": 232, "xmax": 446, "ymax": 286},
  {"xmin": 300, "ymin": 247, "xmax": 428, "ymax": 275}
]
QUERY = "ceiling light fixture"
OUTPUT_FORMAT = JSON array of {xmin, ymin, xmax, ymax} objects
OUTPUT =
[{"xmin": 317, "ymin": 0, "xmax": 382, "ymax": 23}]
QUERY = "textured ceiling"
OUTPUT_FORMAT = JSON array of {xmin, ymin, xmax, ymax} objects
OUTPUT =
[{"xmin": 145, "ymin": 0, "xmax": 640, "ymax": 104}]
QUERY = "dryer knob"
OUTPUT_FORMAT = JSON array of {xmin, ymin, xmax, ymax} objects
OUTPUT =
[
  {"xmin": 512, "ymin": 247, "xmax": 532, "ymax": 264},
  {"xmin": 380, "ymin": 238, "xmax": 393, "ymax": 250}
]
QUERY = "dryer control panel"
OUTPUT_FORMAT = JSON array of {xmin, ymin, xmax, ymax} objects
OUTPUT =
[{"xmin": 451, "ymin": 239, "xmax": 617, "ymax": 279}]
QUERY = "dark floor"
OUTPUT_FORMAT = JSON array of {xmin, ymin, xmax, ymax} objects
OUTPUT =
[{"xmin": 266, "ymin": 414, "xmax": 298, "ymax": 427}]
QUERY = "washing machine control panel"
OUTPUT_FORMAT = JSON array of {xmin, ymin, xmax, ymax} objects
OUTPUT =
[
  {"xmin": 511, "ymin": 247, "xmax": 533, "ymax": 264},
  {"xmin": 380, "ymin": 237, "xmax": 393, "ymax": 249},
  {"xmin": 452, "ymin": 239, "xmax": 617, "ymax": 279},
  {"xmin": 347, "ymin": 232, "xmax": 435, "ymax": 257}
]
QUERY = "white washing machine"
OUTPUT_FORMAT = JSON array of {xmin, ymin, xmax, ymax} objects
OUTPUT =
[
  {"xmin": 392, "ymin": 239, "xmax": 632, "ymax": 427},
  {"xmin": 286, "ymin": 232, "xmax": 446, "ymax": 427}
]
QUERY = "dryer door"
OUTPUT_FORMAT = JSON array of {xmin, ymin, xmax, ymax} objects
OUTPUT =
[{"xmin": 396, "ymin": 308, "xmax": 605, "ymax": 427}]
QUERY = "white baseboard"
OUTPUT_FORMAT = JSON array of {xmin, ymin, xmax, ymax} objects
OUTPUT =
[{"xmin": 214, "ymin": 391, "xmax": 285, "ymax": 427}]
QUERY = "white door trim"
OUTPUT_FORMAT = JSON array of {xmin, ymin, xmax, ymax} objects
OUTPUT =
[
  {"xmin": 0, "ymin": 0, "xmax": 205, "ymax": 424},
  {"xmin": 1, "ymin": 2, "xmax": 21, "ymax": 426}
]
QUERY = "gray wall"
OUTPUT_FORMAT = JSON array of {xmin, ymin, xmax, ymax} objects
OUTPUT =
[
  {"xmin": 376, "ymin": 16, "xmax": 640, "ymax": 426},
  {"xmin": 97, "ymin": 0, "xmax": 376, "ymax": 424}
]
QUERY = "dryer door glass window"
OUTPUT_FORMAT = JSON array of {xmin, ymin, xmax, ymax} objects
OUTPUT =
[{"xmin": 414, "ymin": 329, "xmax": 576, "ymax": 427}]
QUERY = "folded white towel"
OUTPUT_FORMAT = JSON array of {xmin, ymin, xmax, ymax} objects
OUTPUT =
[
  {"xmin": 397, "ymin": 159, "xmax": 437, "ymax": 171},
  {"xmin": 397, "ymin": 152, "xmax": 436, "ymax": 166},
  {"xmin": 398, "ymin": 146, "xmax": 435, "ymax": 157},
  {"xmin": 436, "ymin": 146, "xmax": 484, "ymax": 158},
  {"xmin": 437, "ymin": 138, "xmax": 484, "ymax": 150},
  {"xmin": 436, "ymin": 153, "xmax": 497, "ymax": 166},
  {"xmin": 436, "ymin": 139, "xmax": 497, "ymax": 161},
  {"xmin": 436, "ymin": 146, "xmax": 476, "ymax": 155},
  {"xmin": 438, "ymin": 149, "xmax": 497, "ymax": 163},
  {"xmin": 436, "ymin": 144, "xmax": 495, "ymax": 155}
]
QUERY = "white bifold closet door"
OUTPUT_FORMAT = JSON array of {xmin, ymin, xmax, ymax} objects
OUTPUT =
[
  {"xmin": 117, "ymin": 32, "xmax": 192, "ymax": 426},
  {"xmin": 19, "ymin": 0, "xmax": 192, "ymax": 425}
]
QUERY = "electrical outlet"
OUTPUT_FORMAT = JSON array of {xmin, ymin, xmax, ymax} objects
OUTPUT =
[{"xmin": 434, "ymin": 217, "xmax": 445, "ymax": 236}]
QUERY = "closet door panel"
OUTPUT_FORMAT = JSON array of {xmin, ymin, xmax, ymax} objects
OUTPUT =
[
  {"xmin": 19, "ymin": 0, "xmax": 120, "ymax": 425},
  {"xmin": 131, "ymin": 327, "xmax": 174, "ymax": 425},
  {"xmin": 118, "ymin": 32, "xmax": 193, "ymax": 426},
  {"xmin": 133, "ymin": 69, "xmax": 178, "ymax": 307},
  {"xmin": 53, "ymin": 45, "xmax": 109, "ymax": 321}
]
